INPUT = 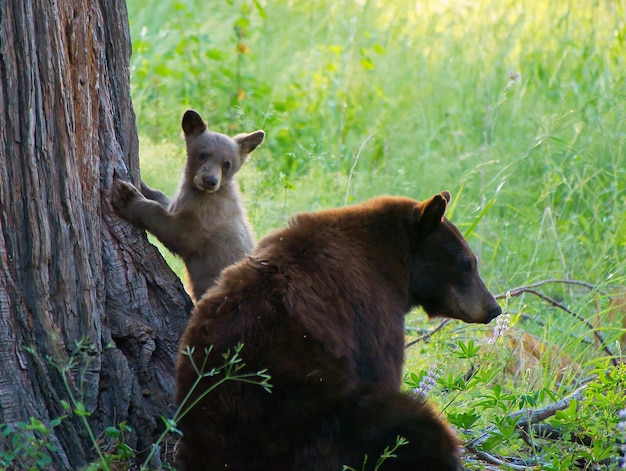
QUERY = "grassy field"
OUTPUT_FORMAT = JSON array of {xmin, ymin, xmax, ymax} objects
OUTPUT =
[{"xmin": 127, "ymin": 0, "xmax": 625, "ymax": 468}]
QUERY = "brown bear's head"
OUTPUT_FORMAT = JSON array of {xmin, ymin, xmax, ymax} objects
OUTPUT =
[
  {"xmin": 181, "ymin": 109, "xmax": 264, "ymax": 193},
  {"xmin": 409, "ymin": 191, "xmax": 502, "ymax": 324}
]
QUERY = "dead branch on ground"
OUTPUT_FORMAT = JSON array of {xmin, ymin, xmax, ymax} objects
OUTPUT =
[
  {"xmin": 463, "ymin": 387, "xmax": 586, "ymax": 470},
  {"xmin": 494, "ymin": 280, "xmax": 617, "ymax": 365},
  {"xmin": 405, "ymin": 319, "xmax": 451, "ymax": 348}
]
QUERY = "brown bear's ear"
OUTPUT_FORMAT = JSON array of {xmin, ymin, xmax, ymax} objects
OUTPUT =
[
  {"xmin": 416, "ymin": 191, "xmax": 451, "ymax": 235},
  {"xmin": 234, "ymin": 130, "xmax": 265, "ymax": 155},
  {"xmin": 181, "ymin": 110, "xmax": 208, "ymax": 136}
]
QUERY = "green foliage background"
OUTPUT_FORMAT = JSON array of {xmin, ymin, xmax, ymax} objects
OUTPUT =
[{"xmin": 126, "ymin": 0, "xmax": 626, "ymax": 468}]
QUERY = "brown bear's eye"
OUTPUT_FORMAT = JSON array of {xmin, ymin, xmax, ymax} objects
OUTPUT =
[
  {"xmin": 199, "ymin": 152, "xmax": 211, "ymax": 162},
  {"xmin": 460, "ymin": 257, "xmax": 473, "ymax": 272},
  {"xmin": 222, "ymin": 161, "xmax": 232, "ymax": 171}
]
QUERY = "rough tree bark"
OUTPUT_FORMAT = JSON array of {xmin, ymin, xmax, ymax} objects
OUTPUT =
[{"xmin": 0, "ymin": 0, "xmax": 193, "ymax": 468}]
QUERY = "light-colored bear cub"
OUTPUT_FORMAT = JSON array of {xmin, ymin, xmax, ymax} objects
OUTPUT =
[{"xmin": 112, "ymin": 109, "xmax": 264, "ymax": 301}]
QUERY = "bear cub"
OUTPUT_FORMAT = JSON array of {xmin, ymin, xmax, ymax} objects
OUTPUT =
[
  {"xmin": 175, "ymin": 191, "xmax": 501, "ymax": 470},
  {"xmin": 111, "ymin": 109, "xmax": 264, "ymax": 301}
]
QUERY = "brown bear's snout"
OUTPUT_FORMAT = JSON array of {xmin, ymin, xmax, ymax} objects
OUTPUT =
[
  {"xmin": 486, "ymin": 303, "xmax": 502, "ymax": 323},
  {"xmin": 471, "ymin": 288, "xmax": 502, "ymax": 324},
  {"xmin": 448, "ymin": 281, "xmax": 502, "ymax": 324},
  {"xmin": 470, "ymin": 292, "xmax": 502, "ymax": 324}
]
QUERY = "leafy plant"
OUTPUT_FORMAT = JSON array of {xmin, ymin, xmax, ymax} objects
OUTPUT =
[
  {"xmin": 0, "ymin": 417, "xmax": 64, "ymax": 471},
  {"xmin": 342, "ymin": 435, "xmax": 410, "ymax": 471},
  {"xmin": 16, "ymin": 339, "xmax": 270, "ymax": 470}
]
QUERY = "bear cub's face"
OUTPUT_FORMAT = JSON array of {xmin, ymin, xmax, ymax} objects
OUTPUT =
[{"xmin": 181, "ymin": 109, "xmax": 264, "ymax": 193}]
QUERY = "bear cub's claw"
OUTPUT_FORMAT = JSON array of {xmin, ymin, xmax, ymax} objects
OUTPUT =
[{"xmin": 111, "ymin": 180, "xmax": 142, "ymax": 212}]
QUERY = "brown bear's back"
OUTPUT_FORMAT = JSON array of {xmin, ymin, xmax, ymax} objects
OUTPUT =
[{"xmin": 175, "ymin": 195, "xmax": 473, "ymax": 471}]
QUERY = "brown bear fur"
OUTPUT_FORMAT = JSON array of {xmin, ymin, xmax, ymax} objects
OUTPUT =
[
  {"xmin": 175, "ymin": 192, "xmax": 502, "ymax": 470},
  {"xmin": 111, "ymin": 109, "xmax": 264, "ymax": 301}
]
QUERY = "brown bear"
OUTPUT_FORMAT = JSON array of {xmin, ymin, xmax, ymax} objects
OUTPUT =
[
  {"xmin": 111, "ymin": 109, "xmax": 265, "ymax": 301},
  {"xmin": 175, "ymin": 191, "xmax": 501, "ymax": 470}
]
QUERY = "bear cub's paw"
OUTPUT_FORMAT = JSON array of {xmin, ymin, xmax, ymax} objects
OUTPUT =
[{"xmin": 111, "ymin": 180, "xmax": 143, "ymax": 213}]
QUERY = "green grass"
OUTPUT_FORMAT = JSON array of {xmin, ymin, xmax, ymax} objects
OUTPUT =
[{"xmin": 127, "ymin": 0, "xmax": 626, "ymax": 468}]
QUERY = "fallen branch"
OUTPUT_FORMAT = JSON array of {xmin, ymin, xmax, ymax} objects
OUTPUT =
[
  {"xmin": 464, "ymin": 386, "xmax": 586, "ymax": 469},
  {"xmin": 500, "ymin": 286, "xmax": 617, "ymax": 365},
  {"xmin": 405, "ymin": 319, "xmax": 451, "ymax": 348},
  {"xmin": 528, "ymin": 423, "xmax": 592, "ymax": 447},
  {"xmin": 514, "ymin": 386, "xmax": 586, "ymax": 431},
  {"xmin": 494, "ymin": 279, "xmax": 599, "ymax": 298},
  {"xmin": 463, "ymin": 449, "xmax": 532, "ymax": 470}
]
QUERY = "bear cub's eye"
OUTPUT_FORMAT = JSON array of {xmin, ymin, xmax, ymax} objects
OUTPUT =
[
  {"xmin": 222, "ymin": 161, "xmax": 232, "ymax": 171},
  {"xmin": 198, "ymin": 152, "xmax": 211, "ymax": 162}
]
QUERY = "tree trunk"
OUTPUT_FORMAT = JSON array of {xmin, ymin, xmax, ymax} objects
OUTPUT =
[{"xmin": 0, "ymin": 1, "xmax": 193, "ymax": 468}]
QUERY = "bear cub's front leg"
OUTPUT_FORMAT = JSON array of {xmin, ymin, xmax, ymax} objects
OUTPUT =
[
  {"xmin": 140, "ymin": 181, "xmax": 171, "ymax": 209},
  {"xmin": 111, "ymin": 178, "xmax": 188, "ymax": 258}
]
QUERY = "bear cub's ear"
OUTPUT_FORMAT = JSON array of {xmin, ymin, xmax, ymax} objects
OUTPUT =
[
  {"xmin": 181, "ymin": 110, "xmax": 208, "ymax": 136},
  {"xmin": 234, "ymin": 130, "xmax": 265, "ymax": 155},
  {"xmin": 416, "ymin": 190, "xmax": 451, "ymax": 235}
]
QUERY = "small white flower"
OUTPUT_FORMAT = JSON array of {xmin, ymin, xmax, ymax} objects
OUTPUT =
[
  {"xmin": 487, "ymin": 313, "xmax": 510, "ymax": 345},
  {"xmin": 507, "ymin": 71, "xmax": 521, "ymax": 84}
]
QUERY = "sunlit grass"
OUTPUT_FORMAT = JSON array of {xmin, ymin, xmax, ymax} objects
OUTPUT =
[{"xmin": 128, "ymin": 0, "xmax": 625, "ymax": 343}]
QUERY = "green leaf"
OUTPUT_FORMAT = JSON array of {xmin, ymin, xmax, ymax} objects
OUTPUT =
[
  {"xmin": 453, "ymin": 339, "xmax": 480, "ymax": 359},
  {"xmin": 105, "ymin": 427, "xmax": 121, "ymax": 439},
  {"xmin": 27, "ymin": 418, "xmax": 48, "ymax": 434},
  {"xmin": 360, "ymin": 57, "xmax": 375, "ymax": 71},
  {"xmin": 373, "ymin": 44, "xmax": 387, "ymax": 54},
  {"xmin": 234, "ymin": 17, "xmax": 250, "ymax": 30},
  {"xmin": 253, "ymin": 0, "xmax": 266, "ymax": 18},
  {"xmin": 73, "ymin": 402, "xmax": 91, "ymax": 418},
  {"xmin": 206, "ymin": 48, "xmax": 224, "ymax": 60},
  {"xmin": 447, "ymin": 411, "xmax": 480, "ymax": 429},
  {"xmin": 49, "ymin": 417, "xmax": 65, "ymax": 428}
]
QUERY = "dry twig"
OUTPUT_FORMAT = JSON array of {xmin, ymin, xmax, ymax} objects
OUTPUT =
[
  {"xmin": 497, "ymin": 282, "xmax": 617, "ymax": 365},
  {"xmin": 463, "ymin": 387, "xmax": 586, "ymax": 469},
  {"xmin": 493, "ymin": 278, "xmax": 599, "ymax": 297},
  {"xmin": 405, "ymin": 319, "xmax": 451, "ymax": 348},
  {"xmin": 464, "ymin": 449, "xmax": 531, "ymax": 470}
]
